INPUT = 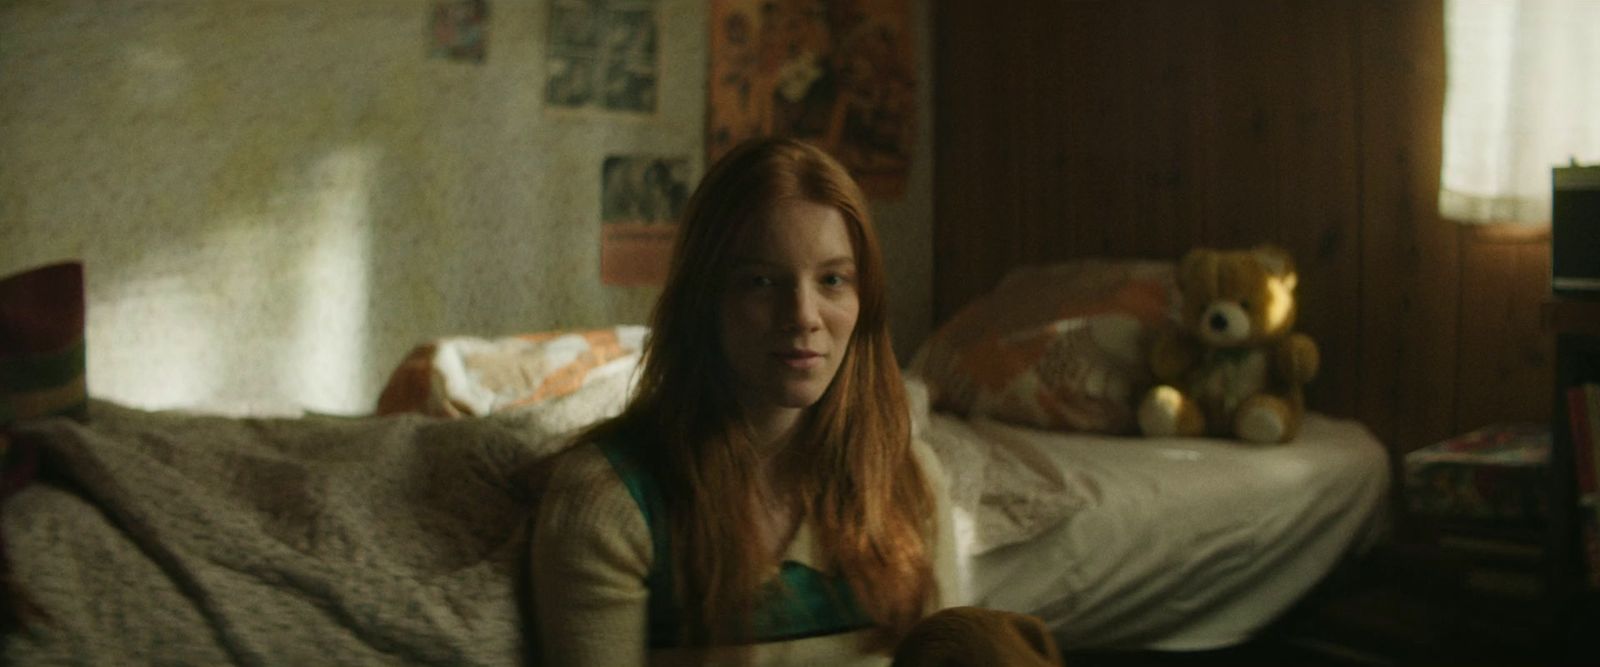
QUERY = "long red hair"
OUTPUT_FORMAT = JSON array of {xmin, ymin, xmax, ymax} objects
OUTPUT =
[{"xmin": 579, "ymin": 137, "xmax": 935, "ymax": 652}]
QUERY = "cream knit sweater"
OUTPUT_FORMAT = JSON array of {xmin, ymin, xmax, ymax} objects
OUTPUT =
[{"xmin": 530, "ymin": 439, "xmax": 959, "ymax": 667}]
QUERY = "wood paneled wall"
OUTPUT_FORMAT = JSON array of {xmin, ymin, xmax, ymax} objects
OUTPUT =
[{"xmin": 931, "ymin": 0, "xmax": 1552, "ymax": 461}]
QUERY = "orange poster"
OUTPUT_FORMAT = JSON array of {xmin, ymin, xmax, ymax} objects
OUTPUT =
[{"xmin": 708, "ymin": 0, "xmax": 915, "ymax": 199}]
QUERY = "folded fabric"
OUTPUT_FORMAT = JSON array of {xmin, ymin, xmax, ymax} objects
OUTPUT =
[{"xmin": 376, "ymin": 325, "xmax": 648, "ymax": 417}]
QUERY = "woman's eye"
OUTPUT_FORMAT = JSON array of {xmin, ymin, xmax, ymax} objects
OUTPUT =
[
  {"xmin": 821, "ymin": 273, "xmax": 853, "ymax": 288},
  {"xmin": 748, "ymin": 275, "xmax": 775, "ymax": 288}
]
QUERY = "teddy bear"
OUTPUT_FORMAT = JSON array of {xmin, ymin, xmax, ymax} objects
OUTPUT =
[{"xmin": 1137, "ymin": 245, "xmax": 1320, "ymax": 444}]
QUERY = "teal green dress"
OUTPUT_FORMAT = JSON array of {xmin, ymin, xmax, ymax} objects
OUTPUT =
[{"xmin": 596, "ymin": 441, "xmax": 874, "ymax": 647}]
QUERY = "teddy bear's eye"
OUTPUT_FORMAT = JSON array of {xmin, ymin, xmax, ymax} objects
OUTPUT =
[{"xmin": 1240, "ymin": 300, "xmax": 1252, "ymax": 310}]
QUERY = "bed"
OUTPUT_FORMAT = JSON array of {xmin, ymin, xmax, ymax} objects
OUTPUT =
[
  {"xmin": 0, "ymin": 259, "xmax": 1391, "ymax": 663},
  {"xmin": 927, "ymin": 410, "xmax": 1388, "ymax": 651}
]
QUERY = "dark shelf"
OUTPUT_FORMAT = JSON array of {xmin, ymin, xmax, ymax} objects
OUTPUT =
[
  {"xmin": 1541, "ymin": 294, "xmax": 1600, "ymax": 661},
  {"xmin": 1543, "ymin": 297, "xmax": 1600, "ymax": 336}
]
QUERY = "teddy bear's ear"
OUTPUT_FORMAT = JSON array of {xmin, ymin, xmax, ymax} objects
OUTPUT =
[
  {"xmin": 1250, "ymin": 244, "xmax": 1297, "ymax": 291},
  {"xmin": 1178, "ymin": 248, "xmax": 1218, "ymax": 295}
]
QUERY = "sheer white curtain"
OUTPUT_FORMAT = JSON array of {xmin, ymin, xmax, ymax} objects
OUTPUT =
[{"xmin": 1439, "ymin": 0, "xmax": 1600, "ymax": 225}]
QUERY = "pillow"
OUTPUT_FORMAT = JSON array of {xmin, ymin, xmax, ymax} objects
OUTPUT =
[
  {"xmin": 2, "ymin": 260, "xmax": 88, "ymax": 483},
  {"xmin": 376, "ymin": 325, "xmax": 648, "ymax": 417},
  {"xmin": 1, "ymin": 260, "xmax": 87, "ymax": 630},
  {"xmin": 910, "ymin": 259, "xmax": 1175, "ymax": 434},
  {"xmin": 1, "ymin": 261, "xmax": 88, "ymax": 428}
]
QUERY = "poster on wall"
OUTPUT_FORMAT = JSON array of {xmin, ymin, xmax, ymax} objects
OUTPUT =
[
  {"xmin": 708, "ymin": 0, "xmax": 915, "ymax": 198},
  {"xmin": 600, "ymin": 155, "xmax": 691, "ymax": 285},
  {"xmin": 546, "ymin": 0, "xmax": 659, "ymax": 113},
  {"xmin": 429, "ymin": 0, "xmax": 489, "ymax": 63}
]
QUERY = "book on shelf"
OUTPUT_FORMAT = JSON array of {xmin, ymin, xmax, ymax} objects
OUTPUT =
[
  {"xmin": 1460, "ymin": 562, "xmax": 1547, "ymax": 601},
  {"xmin": 1581, "ymin": 498, "xmax": 1600, "ymax": 591},
  {"xmin": 1569, "ymin": 383, "xmax": 1599, "ymax": 499},
  {"xmin": 1434, "ymin": 532, "xmax": 1545, "ymax": 566},
  {"xmin": 1570, "ymin": 382, "xmax": 1600, "ymax": 590},
  {"xmin": 1394, "ymin": 530, "xmax": 1549, "ymax": 601}
]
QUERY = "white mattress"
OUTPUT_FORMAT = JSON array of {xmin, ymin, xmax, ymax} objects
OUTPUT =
[{"xmin": 941, "ymin": 412, "xmax": 1391, "ymax": 651}]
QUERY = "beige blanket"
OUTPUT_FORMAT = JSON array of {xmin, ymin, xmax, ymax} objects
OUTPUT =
[
  {"xmin": 2, "ymin": 369, "xmax": 1080, "ymax": 664},
  {"xmin": 1, "ymin": 397, "xmax": 602, "ymax": 666}
]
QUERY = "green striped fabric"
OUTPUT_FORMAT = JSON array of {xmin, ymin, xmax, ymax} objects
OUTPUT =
[{"xmin": 0, "ymin": 261, "xmax": 88, "ymax": 430}]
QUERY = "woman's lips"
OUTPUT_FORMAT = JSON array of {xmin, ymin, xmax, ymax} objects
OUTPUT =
[{"xmin": 775, "ymin": 350, "xmax": 823, "ymax": 369}]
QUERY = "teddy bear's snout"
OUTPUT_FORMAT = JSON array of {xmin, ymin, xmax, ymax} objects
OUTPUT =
[{"xmin": 1199, "ymin": 302, "xmax": 1252, "ymax": 345}]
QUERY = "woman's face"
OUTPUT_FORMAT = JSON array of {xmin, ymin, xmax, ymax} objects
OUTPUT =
[{"xmin": 719, "ymin": 198, "xmax": 860, "ymax": 428}]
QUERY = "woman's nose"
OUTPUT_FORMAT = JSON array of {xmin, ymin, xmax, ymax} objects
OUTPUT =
[{"xmin": 782, "ymin": 285, "xmax": 824, "ymax": 332}]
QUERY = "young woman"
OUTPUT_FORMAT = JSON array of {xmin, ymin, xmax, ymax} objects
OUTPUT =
[{"xmin": 531, "ymin": 137, "xmax": 956, "ymax": 666}]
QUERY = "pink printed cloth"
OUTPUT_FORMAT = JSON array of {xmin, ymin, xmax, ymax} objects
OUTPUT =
[
  {"xmin": 377, "ymin": 326, "xmax": 648, "ymax": 417},
  {"xmin": 911, "ymin": 259, "xmax": 1176, "ymax": 435}
]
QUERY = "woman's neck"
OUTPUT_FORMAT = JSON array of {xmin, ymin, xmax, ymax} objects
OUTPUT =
[
  {"xmin": 742, "ymin": 405, "xmax": 805, "ymax": 458},
  {"xmin": 742, "ymin": 406, "xmax": 806, "ymax": 561}
]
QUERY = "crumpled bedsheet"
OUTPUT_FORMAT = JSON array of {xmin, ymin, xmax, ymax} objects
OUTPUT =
[{"xmin": 907, "ymin": 377, "xmax": 1083, "ymax": 558}]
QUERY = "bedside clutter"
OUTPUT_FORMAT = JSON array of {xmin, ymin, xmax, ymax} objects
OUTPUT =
[
  {"xmin": 1271, "ymin": 300, "xmax": 1600, "ymax": 665},
  {"xmin": 1405, "ymin": 423, "xmax": 1553, "ymax": 534},
  {"xmin": 1262, "ymin": 425, "xmax": 1570, "ymax": 666},
  {"xmin": 1402, "ymin": 423, "xmax": 1554, "ymax": 600}
]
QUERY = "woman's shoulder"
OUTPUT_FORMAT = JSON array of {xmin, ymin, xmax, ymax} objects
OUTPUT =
[
  {"xmin": 538, "ymin": 440, "xmax": 641, "ymax": 531},
  {"xmin": 909, "ymin": 437, "xmax": 947, "ymax": 486},
  {"xmin": 544, "ymin": 440, "xmax": 615, "ymax": 489}
]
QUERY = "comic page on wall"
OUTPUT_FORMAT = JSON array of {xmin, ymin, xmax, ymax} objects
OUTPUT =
[
  {"xmin": 430, "ymin": 0, "xmax": 489, "ymax": 63},
  {"xmin": 600, "ymin": 155, "xmax": 691, "ymax": 285},
  {"xmin": 708, "ymin": 0, "xmax": 915, "ymax": 198},
  {"xmin": 547, "ymin": 0, "xmax": 659, "ymax": 114}
]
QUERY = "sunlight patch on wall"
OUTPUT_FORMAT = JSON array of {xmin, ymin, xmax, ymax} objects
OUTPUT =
[
  {"xmin": 86, "ymin": 146, "xmax": 376, "ymax": 416},
  {"xmin": 88, "ymin": 273, "xmax": 228, "ymax": 411},
  {"xmin": 290, "ymin": 147, "xmax": 375, "ymax": 413}
]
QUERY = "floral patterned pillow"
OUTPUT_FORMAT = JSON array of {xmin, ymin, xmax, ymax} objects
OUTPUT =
[
  {"xmin": 376, "ymin": 326, "xmax": 648, "ymax": 417},
  {"xmin": 910, "ymin": 259, "xmax": 1175, "ymax": 434}
]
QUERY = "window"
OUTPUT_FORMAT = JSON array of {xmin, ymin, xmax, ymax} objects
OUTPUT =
[{"xmin": 1439, "ymin": 0, "xmax": 1600, "ymax": 226}]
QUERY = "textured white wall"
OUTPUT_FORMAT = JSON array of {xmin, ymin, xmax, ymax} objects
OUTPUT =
[{"xmin": 0, "ymin": 0, "xmax": 933, "ymax": 415}]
